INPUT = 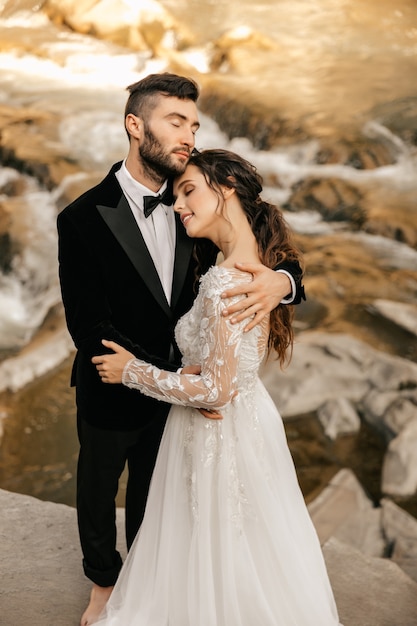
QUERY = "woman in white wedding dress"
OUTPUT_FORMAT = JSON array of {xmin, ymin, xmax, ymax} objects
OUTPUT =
[{"xmin": 92, "ymin": 149, "xmax": 342, "ymax": 626}]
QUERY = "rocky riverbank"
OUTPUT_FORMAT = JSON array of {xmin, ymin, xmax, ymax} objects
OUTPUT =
[
  {"xmin": 0, "ymin": 5, "xmax": 417, "ymax": 620},
  {"xmin": 2, "ymin": 469, "xmax": 417, "ymax": 626},
  {"xmin": 1, "ymin": 318, "xmax": 417, "ymax": 520}
]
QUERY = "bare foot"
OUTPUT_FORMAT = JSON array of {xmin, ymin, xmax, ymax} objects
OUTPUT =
[{"xmin": 80, "ymin": 584, "xmax": 114, "ymax": 626}]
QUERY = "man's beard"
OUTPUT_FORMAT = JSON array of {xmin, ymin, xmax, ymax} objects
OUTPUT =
[{"xmin": 139, "ymin": 124, "xmax": 189, "ymax": 183}]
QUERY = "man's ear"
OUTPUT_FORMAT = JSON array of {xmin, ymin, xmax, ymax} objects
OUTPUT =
[{"xmin": 125, "ymin": 113, "xmax": 142, "ymax": 140}]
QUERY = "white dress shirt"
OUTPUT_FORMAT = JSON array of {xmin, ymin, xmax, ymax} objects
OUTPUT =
[{"xmin": 116, "ymin": 160, "xmax": 176, "ymax": 305}]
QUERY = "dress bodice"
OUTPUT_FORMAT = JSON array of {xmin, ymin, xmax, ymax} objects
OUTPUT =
[{"xmin": 176, "ymin": 266, "xmax": 268, "ymax": 395}]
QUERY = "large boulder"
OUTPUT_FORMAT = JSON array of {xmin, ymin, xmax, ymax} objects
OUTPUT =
[
  {"xmin": 324, "ymin": 538, "xmax": 417, "ymax": 626},
  {"xmin": 43, "ymin": 0, "xmax": 194, "ymax": 53}
]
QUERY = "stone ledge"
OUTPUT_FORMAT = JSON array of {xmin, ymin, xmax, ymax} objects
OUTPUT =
[
  {"xmin": 2, "ymin": 487, "xmax": 417, "ymax": 626},
  {"xmin": 0, "ymin": 489, "xmax": 125, "ymax": 626}
]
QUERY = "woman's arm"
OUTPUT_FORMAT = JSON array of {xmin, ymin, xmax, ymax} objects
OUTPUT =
[{"xmin": 92, "ymin": 289, "xmax": 246, "ymax": 411}]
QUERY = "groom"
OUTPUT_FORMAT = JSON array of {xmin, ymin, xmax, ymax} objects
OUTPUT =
[{"xmin": 57, "ymin": 72, "xmax": 304, "ymax": 626}]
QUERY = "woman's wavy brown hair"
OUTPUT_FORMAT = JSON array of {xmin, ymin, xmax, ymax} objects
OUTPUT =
[{"xmin": 188, "ymin": 148, "xmax": 303, "ymax": 366}]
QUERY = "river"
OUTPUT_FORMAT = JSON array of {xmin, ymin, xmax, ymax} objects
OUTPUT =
[{"xmin": 0, "ymin": 0, "xmax": 416, "ymax": 512}]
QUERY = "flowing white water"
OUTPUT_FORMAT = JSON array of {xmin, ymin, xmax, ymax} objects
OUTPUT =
[
  {"xmin": 0, "ymin": 1, "xmax": 416, "ymax": 358},
  {"xmin": 0, "ymin": 0, "xmax": 416, "ymax": 513},
  {"xmin": 0, "ymin": 183, "xmax": 60, "ymax": 348},
  {"xmin": 1, "ymin": 48, "xmax": 417, "ymax": 352}
]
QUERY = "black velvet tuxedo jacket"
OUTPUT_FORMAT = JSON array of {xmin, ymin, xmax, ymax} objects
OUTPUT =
[{"xmin": 57, "ymin": 162, "xmax": 303, "ymax": 432}]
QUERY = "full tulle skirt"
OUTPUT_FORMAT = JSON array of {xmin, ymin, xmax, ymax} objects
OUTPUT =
[{"xmin": 95, "ymin": 380, "xmax": 340, "ymax": 625}]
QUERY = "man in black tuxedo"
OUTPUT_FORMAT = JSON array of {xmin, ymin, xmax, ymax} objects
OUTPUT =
[{"xmin": 57, "ymin": 72, "xmax": 304, "ymax": 625}]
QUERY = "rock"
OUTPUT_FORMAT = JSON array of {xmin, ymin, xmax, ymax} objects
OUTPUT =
[
  {"xmin": 354, "ymin": 232, "xmax": 417, "ymax": 271},
  {"xmin": 263, "ymin": 331, "xmax": 417, "ymax": 497},
  {"xmin": 366, "ymin": 350, "xmax": 417, "ymax": 392},
  {"xmin": 265, "ymin": 331, "xmax": 417, "ymax": 422},
  {"xmin": 317, "ymin": 397, "xmax": 361, "ymax": 440},
  {"xmin": 308, "ymin": 469, "xmax": 385, "ymax": 557},
  {"xmin": 44, "ymin": 0, "xmax": 194, "ymax": 54},
  {"xmin": 53, "ymin": 171, "xmax": 106, "ymax": 211},
  {"xmin": 371, "ymin": 299, "xmax": 417, "ymax": 337},
  {"xmin": 197, "ymin": 76, "xmax": 309, "ymax": 150},
  {"xmin": 368, "ymin": 97, "xmax": 417, "ymax": 147},
  {"xmin": 209, "ymin": 25, "xmax": 279, "ymax": 74},
  {"xmin": 2, "ymin": 484, "xmax": 417, "ymax": 626},
  {"xmin": 0, "ymin": 488, "xmax": 125, "ymax": 626},
  {"xmin": 383, "ymin": 394, "xmax": 417, "ymax": 438},
  {"xmin": 308, "ymin": 472, "xmax": 417, "ymax": 624},
  {"xmin": 315, "ymin": 137, "xmax": 397, "ymax": 169},
  {"xmin": 382, "ymin": 418, "xmax": 417, "ymax": 497},
  {"xmin": 286, "ymin": 177, "xmax": 366, "ymax": 228},
  {"xmin": 362, "ymin": 192, "xmax": 417, "ymax": 248},
  {"xmin": 382, "ymin": 498, "xmax": 417, "ymax": 583},
  {"xmin": 0, "ymin": 323, "xmax": 74, "ymax": 393},
  {"xmin": 309, "ymin": 469, "xmax": 417, "ymax": 581},
  {"xmin": 323, "ymin": 538, "xmax": 417, "ymax": 626},
  {"xmin": 297, "ymin": 231, "xmax": 417, "ymax": 345},
  {"xmin": 0, "ymin": 103, "xmax": 81, "ymax": 189},
  {"xmin": 263, "ymin": 332, "xmax": 375, "ymax": 418},
  {"xmin": 360, "ymin": 388, "xmax": 404, "ymax": 440},
  {"xmin": 361, "ymin": 389, "xmax": 417, "ymax": 443}
]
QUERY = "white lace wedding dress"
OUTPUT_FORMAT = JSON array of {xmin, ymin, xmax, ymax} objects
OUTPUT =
[{"xmin": 95, "ymin": 265, "xmax": 341, "ymax": 626}]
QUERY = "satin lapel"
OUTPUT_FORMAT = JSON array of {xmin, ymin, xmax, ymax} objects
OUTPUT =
[
  {"xmin": 171, "ymin": 214, "xmax": 194, "ymax": 310},
  {"xmin": 97, "ymin": 197, "xmax": 171, "ymax": 318}
]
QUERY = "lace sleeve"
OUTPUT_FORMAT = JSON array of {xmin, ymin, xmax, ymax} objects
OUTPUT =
[{"xmin": 122, "ymin": 283, "xmax": 247, "ymax": 410}]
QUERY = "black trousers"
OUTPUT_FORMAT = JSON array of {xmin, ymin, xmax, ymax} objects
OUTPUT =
[{"xmin": 76, "ymin": 412, "xmax": 167, "ymax": 587}]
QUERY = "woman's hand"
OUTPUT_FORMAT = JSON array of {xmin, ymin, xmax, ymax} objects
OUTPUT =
[
  {"xmin": 181, "ymin": 364, "xmax": 223, "ymax": 420},
  {"xmin": 221, "ymin": 262, "xmax": 291, "ymax": 332},
  {"xmin": 92, "ymin": 339, "xmax": 134, "ymax": 384}
]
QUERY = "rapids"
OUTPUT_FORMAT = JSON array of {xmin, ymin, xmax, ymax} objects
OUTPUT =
[{"xmin": 0, "ymin": 0, "xmax": 416, "ymax": 513}]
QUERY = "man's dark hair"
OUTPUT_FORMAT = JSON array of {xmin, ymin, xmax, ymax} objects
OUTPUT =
[{"xmin": 124, "ymin": 72, "xmax": 199, "ymax": 123}]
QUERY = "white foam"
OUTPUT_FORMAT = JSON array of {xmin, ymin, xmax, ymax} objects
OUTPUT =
[{"xmin": 0, "ymin": 186, "xmax": 61, "ymax": 349}]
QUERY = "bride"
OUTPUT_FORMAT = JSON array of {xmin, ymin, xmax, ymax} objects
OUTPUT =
[{"xmin": 92, "ymin": 149, "xmax": 342, "ymax": 625}]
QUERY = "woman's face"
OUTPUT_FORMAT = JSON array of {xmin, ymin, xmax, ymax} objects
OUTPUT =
[{"xmin": 173, "ymin": 164, "xmax": 224, "ymax": 240}]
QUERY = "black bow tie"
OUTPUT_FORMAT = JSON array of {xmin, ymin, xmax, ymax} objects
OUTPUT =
[{"xmin": 143, "ymin": 186, "xmax": 174, "ymax": 218}]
